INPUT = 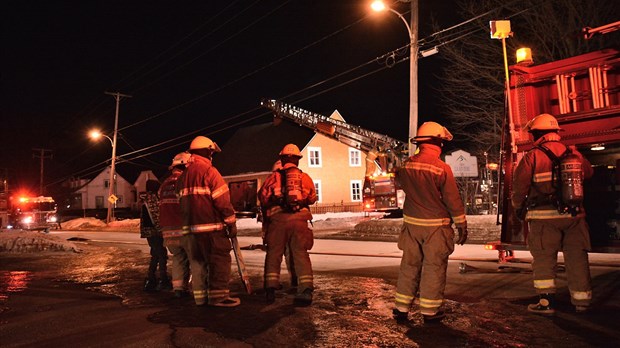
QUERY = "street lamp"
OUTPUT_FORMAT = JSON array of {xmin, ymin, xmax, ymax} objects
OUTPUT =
[
  {"xmin": 89, "ymin": 129, "xmax": 117, "ymax": 224},
  {"xmin": 371, "ymin": 0, "xmax": 418, "ymax": 155}
]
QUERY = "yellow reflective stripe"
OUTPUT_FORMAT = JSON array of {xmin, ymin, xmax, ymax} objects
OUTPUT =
[
  {"xmin": 268, "ymin": 206, "xmax": 284, "ymax": 216},
  {"xmin": 208, "ymin": 289, "xmax": 229, "ymax": 300},
  {"xmin": 419, "ymin": 297, "xmax": 442, "ymax": 309},
  {"xmin": 452, "ymin": 214, "xmax": 466, "ymax": 224},
  {"xmin": 172, "ymin": 280, "xmax": 184, "ymax": 288},
  {"xmin": 570, "ymin": 290, "xmax": 592, "ymax": 300},
  {"xmin": 162, "ymin": 229, "xmax": 184, "ymax": 238},
  {"xmin": 298, "ymin": 275, "xmax": 313, "ymax": 284},
  {"xmin": 395, "ymin": 292, "xmax": 414, "ymax": 305},
  {"xmin": 194, "ymin": 290, "xmax": 207, "ymax": 301},
  {"xmin": 527, "ymin": 210, "xmax": 577, "ymax": 220},
  {"xmin": 404, "ymin": 162, "xmax": 444, "ymax": 175},
  {"xmin": 533, "ymin": 171, "xmax": 553, "ymax": 183},
  {"xmin": 224, "ymin": 215, "xmax": 236, "ymax": 224},
  {"xmin": 533, "ymin": 279, "xmax": 555, "ymax": 289},
  {"xmin": 179, "ymin": 186, "xmax": 211, "ymax": 197},
  {"xmin": 211, "ymin": 185, "xmax": 229, "ymax": 199},
  {"xmin": 160, "ymin": 198, "xmax": 179, "ymax": 204},
  {"xmin": 403, "ymin": 214, "xmax": 451, "ymax": 226},
  {"xmin": 188, "ymin": 223, "xmax": 226, "ymax": 233},
  {"xmin": 265, "ymin": 273, "xmax": 279, "ymax": 280}
]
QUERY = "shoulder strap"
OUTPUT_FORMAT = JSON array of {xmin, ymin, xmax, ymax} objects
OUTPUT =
[{"xmin": 536, "ymin": 144, "xmax": 560, "ymax": 163}]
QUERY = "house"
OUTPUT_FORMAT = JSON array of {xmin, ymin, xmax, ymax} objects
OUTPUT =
[
  {"xmin": 64, "ymin": 167, "xmax": 158, "ymax": 212},
  {"xmin": 216, "ymin": 110, "xmax": 370, "ymax": 214}
]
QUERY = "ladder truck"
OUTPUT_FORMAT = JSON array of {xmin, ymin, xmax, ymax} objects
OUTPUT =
[
  {"xmin": 261, "ymin": 98, "xmax": 408, "ymax": 213},
  {"xmin": 487, "ymin": 22, "xmax": 620, "ymax": 261}
]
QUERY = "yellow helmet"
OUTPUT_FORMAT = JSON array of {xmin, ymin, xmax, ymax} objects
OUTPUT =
[
  {"xmin": 411, "ymin": 122, "xmax": 453, "ymax": 143},
  {"xmin": 170, "ymin": 151, "xmax": 191, "ymax": 169},
  {"xmin": 279, "ymin": 143, "xmax": 303, "ymax": 158},
  {"xmin": 524, "ymin": 113, "xmax": 561, "ymax": 132},
  {"xmin": 189, "ymin": 136, "xmax": 221, "ymax": 152}
]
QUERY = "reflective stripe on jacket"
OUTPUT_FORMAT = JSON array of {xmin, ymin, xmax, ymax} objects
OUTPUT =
[
  {"xmin": 396, "ymin": 144, "xmax": 466, "ymax": 228},
  {"xmin": 511, "ymin": 133, "xmax": 593, "ymax": 220},
  {"xmin": 176, "ymin": 155, "xmax": 236, "ymax": 233}
]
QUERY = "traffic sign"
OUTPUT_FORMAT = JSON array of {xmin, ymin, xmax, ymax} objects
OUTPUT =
[{"xmin": 445, "ymin": 150, "xmax": 478, "ymax": 177}]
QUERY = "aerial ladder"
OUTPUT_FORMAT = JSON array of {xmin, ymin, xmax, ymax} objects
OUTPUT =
[{"xmin": 261, "ymin": 98, "xmax": 408, "ymax": 212}]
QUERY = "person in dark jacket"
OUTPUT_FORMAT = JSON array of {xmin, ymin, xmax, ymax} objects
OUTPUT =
[{"xmin": 140, "ymin": 179, "xmax": 171, "ymax": 292}]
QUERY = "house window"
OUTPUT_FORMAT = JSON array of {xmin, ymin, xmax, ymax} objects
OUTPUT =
[
  {"xmin": 308, "ymin": 147, "xmax": 322, "ymax": 167},
  {"xmin": 350, "ymin": 180, "xmax": 362, "ymax": 202},
  {"xmin": 104, "ymin": 180, "xmax": 110, "ymax": 188},
  {"xmin": 314, "ymin": 180, "xmax": 322, "ymax": 203},
  {"xmin": 95, "ymin": 196, "xmax": 104, "ymax": 209},
  {"xmin": 349, "ymin": 149, "xmax": 361, "ymax": 167}
]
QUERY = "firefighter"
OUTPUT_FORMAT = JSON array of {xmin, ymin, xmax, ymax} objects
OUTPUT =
[
  {"xmin": 176, "ymin": 136, "xmax": 240, "ymax": 307},
  {"xmin": 393, "ymin": 122, "xmax": 468, "ymax": 323},
  {"xmin": 159, "ymin": 152, "xmax": 192, "ymax": 298},
  {"xmin": 259, "ymin": 144, "xmax": 317, "ymax": 305},
  {"xmin": 511, "ymin": 113, "xmax": 594, "ymax": 315},
  {"xmin": 140, "ymin": 179, "xmax": 172, "ymax": 292}
]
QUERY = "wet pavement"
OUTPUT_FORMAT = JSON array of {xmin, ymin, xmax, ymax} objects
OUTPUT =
[{"xmin": 1, "ymin": 240, "xmax": 620, "ymax": 347}]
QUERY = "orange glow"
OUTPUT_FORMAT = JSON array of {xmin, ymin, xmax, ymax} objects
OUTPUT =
[
  {"xmin": 486, "ymin": 163, "xmax": 499, "ymax": 171},
  {"xmin": 484, "ymin": 244, "xmax": 497, "ymax": 250}
]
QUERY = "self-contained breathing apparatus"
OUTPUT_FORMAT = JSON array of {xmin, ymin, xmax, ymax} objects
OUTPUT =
[
  {"xmin": 278, "ymin": 167, "xmax": 305, "ymax": 213},
  {"xmin": 535, "ymin": 145, "xmax": 585, "ymax": 216}
]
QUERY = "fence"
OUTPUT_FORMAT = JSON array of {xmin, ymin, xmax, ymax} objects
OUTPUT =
[{"xmin": 310, "ymin": 202, "xmax": 364, "ymax": 214}]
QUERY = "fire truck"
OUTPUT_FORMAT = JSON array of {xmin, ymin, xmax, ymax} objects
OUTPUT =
[
  {"xmin": 261, "ymin": 99, "xmax": 408, "ymax": 213},
  {"xmin": 8, "ymin": 196, "xmax": 60, "ymax": 232},
  {"xmin": 488, "ymin": 36, "xmax": 620, "ymax": 260}
]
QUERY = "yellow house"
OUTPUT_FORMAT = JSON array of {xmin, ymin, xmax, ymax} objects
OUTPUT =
[{"xmin": 217, "ymin": 110, "xmax": 369, "ymax": 215}]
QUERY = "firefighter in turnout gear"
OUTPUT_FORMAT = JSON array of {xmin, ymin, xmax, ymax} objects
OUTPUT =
[
  {"xmin": 393, "ymin": 122, "xmax": 467, "ymax": 323},
  {"xmin": 176, "ymin": 136, "xmax": 240, "ymax": 307},
  {"xmin": 511, "ymin": 113, "xmax": 594, "ymax": 315},
  {"xmin": 159, "ymin": 152, "xmax": 192, "ymax": 298},
  {"xmin": 259, "ymin": 144, "xmax": 317, "ymax": 305}
]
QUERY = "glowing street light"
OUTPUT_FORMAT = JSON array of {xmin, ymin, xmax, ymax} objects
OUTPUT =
[
  {"xmin": 371, "ymin": 0, "xmax": 419, "ymax": 155},
  {"xmin": 89, "ymin": 128, "xmax": 118, "ymax": 223}
]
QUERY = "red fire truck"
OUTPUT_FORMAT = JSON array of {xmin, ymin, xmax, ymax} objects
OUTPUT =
[
  {"xmin": 8, "ymin": 196, "xmax": 60, "ymax": 232},
  {"xmin": 487, "ymin": 43, "xmax": 620, "ymax": 261}
]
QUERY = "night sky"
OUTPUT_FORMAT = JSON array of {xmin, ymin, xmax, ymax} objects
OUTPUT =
[{"xmin": 2, "ymin": 0, "xmax": 462, "ymax": 194}]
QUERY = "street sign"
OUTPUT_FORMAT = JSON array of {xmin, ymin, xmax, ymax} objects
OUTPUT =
[
  {"xmin": 445, "ymin": 150, "xmax": 478, "ymax": 177},
  {"xmin": 108, "ymin": 194, "xmax": 118, "ymax": 204}
]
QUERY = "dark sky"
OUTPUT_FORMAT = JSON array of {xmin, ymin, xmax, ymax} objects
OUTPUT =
[{"xmin": 2, "ymin": 0, "xmax": 462, "ymax": 194}]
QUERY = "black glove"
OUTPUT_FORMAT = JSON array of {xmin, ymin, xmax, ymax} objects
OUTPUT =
[
  {"xmin": 226, "ymin": 223, "xmax": 238, "ymax": 238},
  {"xmin": 456, "ymin": 227, "xmax": 468, "ymax": 245}
]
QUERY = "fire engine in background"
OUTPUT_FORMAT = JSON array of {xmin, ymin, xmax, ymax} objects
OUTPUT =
[
  {"xmin": 9, "ymin": 196, "xmax": 60, "ymax": 232},
  {"xmin": 488, "ymin": 26, "xmax": 620, "ymax": 261},
  {"xmin": 262, "ymin": 98, "xmax": 408, "ymax": 213}
]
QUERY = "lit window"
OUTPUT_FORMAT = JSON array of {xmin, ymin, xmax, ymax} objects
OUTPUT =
[
  {"xmin": 351, "ymin": 180, "xmax": 362, "ymax": 202},
  {"xmin": 314, "ymin": 179, "xmax": 322, "ymax": 203},
  {"xmin": 349, "ymin": 149, "xmax": 361, "ymax": 167},
  {"xmin": 308, "ymin": 147, "xmax": 322, "ymax": 167}
]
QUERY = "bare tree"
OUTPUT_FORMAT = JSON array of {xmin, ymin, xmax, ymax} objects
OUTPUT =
[{"xmin": 437, "ymin": 0, "xmax": 619, "ymax": 160}]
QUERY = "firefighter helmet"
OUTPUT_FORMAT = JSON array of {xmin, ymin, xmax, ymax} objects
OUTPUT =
[
  {"xmin": 411, "ymin": 122, "xmax": 453, "ymax": 143},
  {"xmin": 279, "ymin": 144, "xmax": 303, "ymax": 158},
  {"xmin": 170, "ymin": 151, "xmax": 191, "ymax": 168},
  {"xmin": 189, "ymin": 136, "xmax": 221, "ymax": 152},
  {"xmin": 524, "ymin": 113, "xmax": 561, "ymax": 132}
]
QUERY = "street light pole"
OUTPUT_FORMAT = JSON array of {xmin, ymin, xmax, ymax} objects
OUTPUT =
[
  {"xmin": 372, "ymin": 0, "xmax": 419, "ymax": 156},
  {"xmin": 104, "ymin": 91, "xmax": 131, "ymax": 224}
]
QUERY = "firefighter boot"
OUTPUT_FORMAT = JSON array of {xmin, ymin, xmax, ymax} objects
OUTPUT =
[
  {"xmin": 528, "ymin": 294, "xmax": 555, "ymax": 315},
  {"xmin": 266, "ymin": 287, "xmax": 276, "ymax": 304},
  {"xmin": 392, "ymin": 309, "xmax": 409, "ymax": 323},
  {"xmin": 294, "ymin": 288, "xmax": 313, "ymax": 306}
]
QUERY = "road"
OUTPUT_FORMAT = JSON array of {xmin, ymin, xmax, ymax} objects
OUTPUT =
[{"xmin": 1, "ymin": 229, "xmax": 619, "ymax": 347}]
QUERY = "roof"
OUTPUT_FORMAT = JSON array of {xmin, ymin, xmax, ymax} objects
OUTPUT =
[{"xmin": 216, "ymin": 121, "xmax": 315, "ymax": 176}]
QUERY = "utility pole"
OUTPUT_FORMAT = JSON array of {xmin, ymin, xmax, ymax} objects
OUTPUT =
[
  {"xmin": 409, "ymin": 0, "xmax": 419, "ymax": 156},
  {"xmin": 33, "ymin": 148, "xmax": 53, "ymax": 196},
  {"xmin": 104, "ymin": 91, "xmax": 131, "ymax": 224}
]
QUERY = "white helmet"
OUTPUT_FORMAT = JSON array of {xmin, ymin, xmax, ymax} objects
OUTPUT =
[
  {"xmin": 411, "ymin": 122, "xmax": 453, "ymax": 143},
  {"xmin": 170, "ymin": 152, "xmax": 191, "ymax": 169},
  {"xmin": 189, "ymin": 136, "xmax": 221, "ymax": 152},
  {"xmin": 524, "ymin": 113, "xmax": 561, "ymax": 132},
  {"xmin": 279, "ymin": 143, "xmax": 303, "ymax": 158}
]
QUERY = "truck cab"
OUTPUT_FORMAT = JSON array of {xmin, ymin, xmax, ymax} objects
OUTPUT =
[{"xmin": 9, "ymin": 196, "xmax": 60, "ymax": 232}]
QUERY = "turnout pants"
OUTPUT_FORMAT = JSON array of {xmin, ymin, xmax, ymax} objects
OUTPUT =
[
  {"xmin": 395, "ymin": 224, "xmax": 455, "ymax": 315},
  {"xmin": 192, "ymin": 230, "xmax": 234, "ymax": 305},
  {"xmin": 164, "ymin": 236, "xmax": 190, "ymax": 291},
  {"xmin": 528, "ymin": 217, "xmax": 592, "ymax": 306},
  {"xmin": 264, "ymin": 213, "xmax": 314, "ymax": 293}
]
